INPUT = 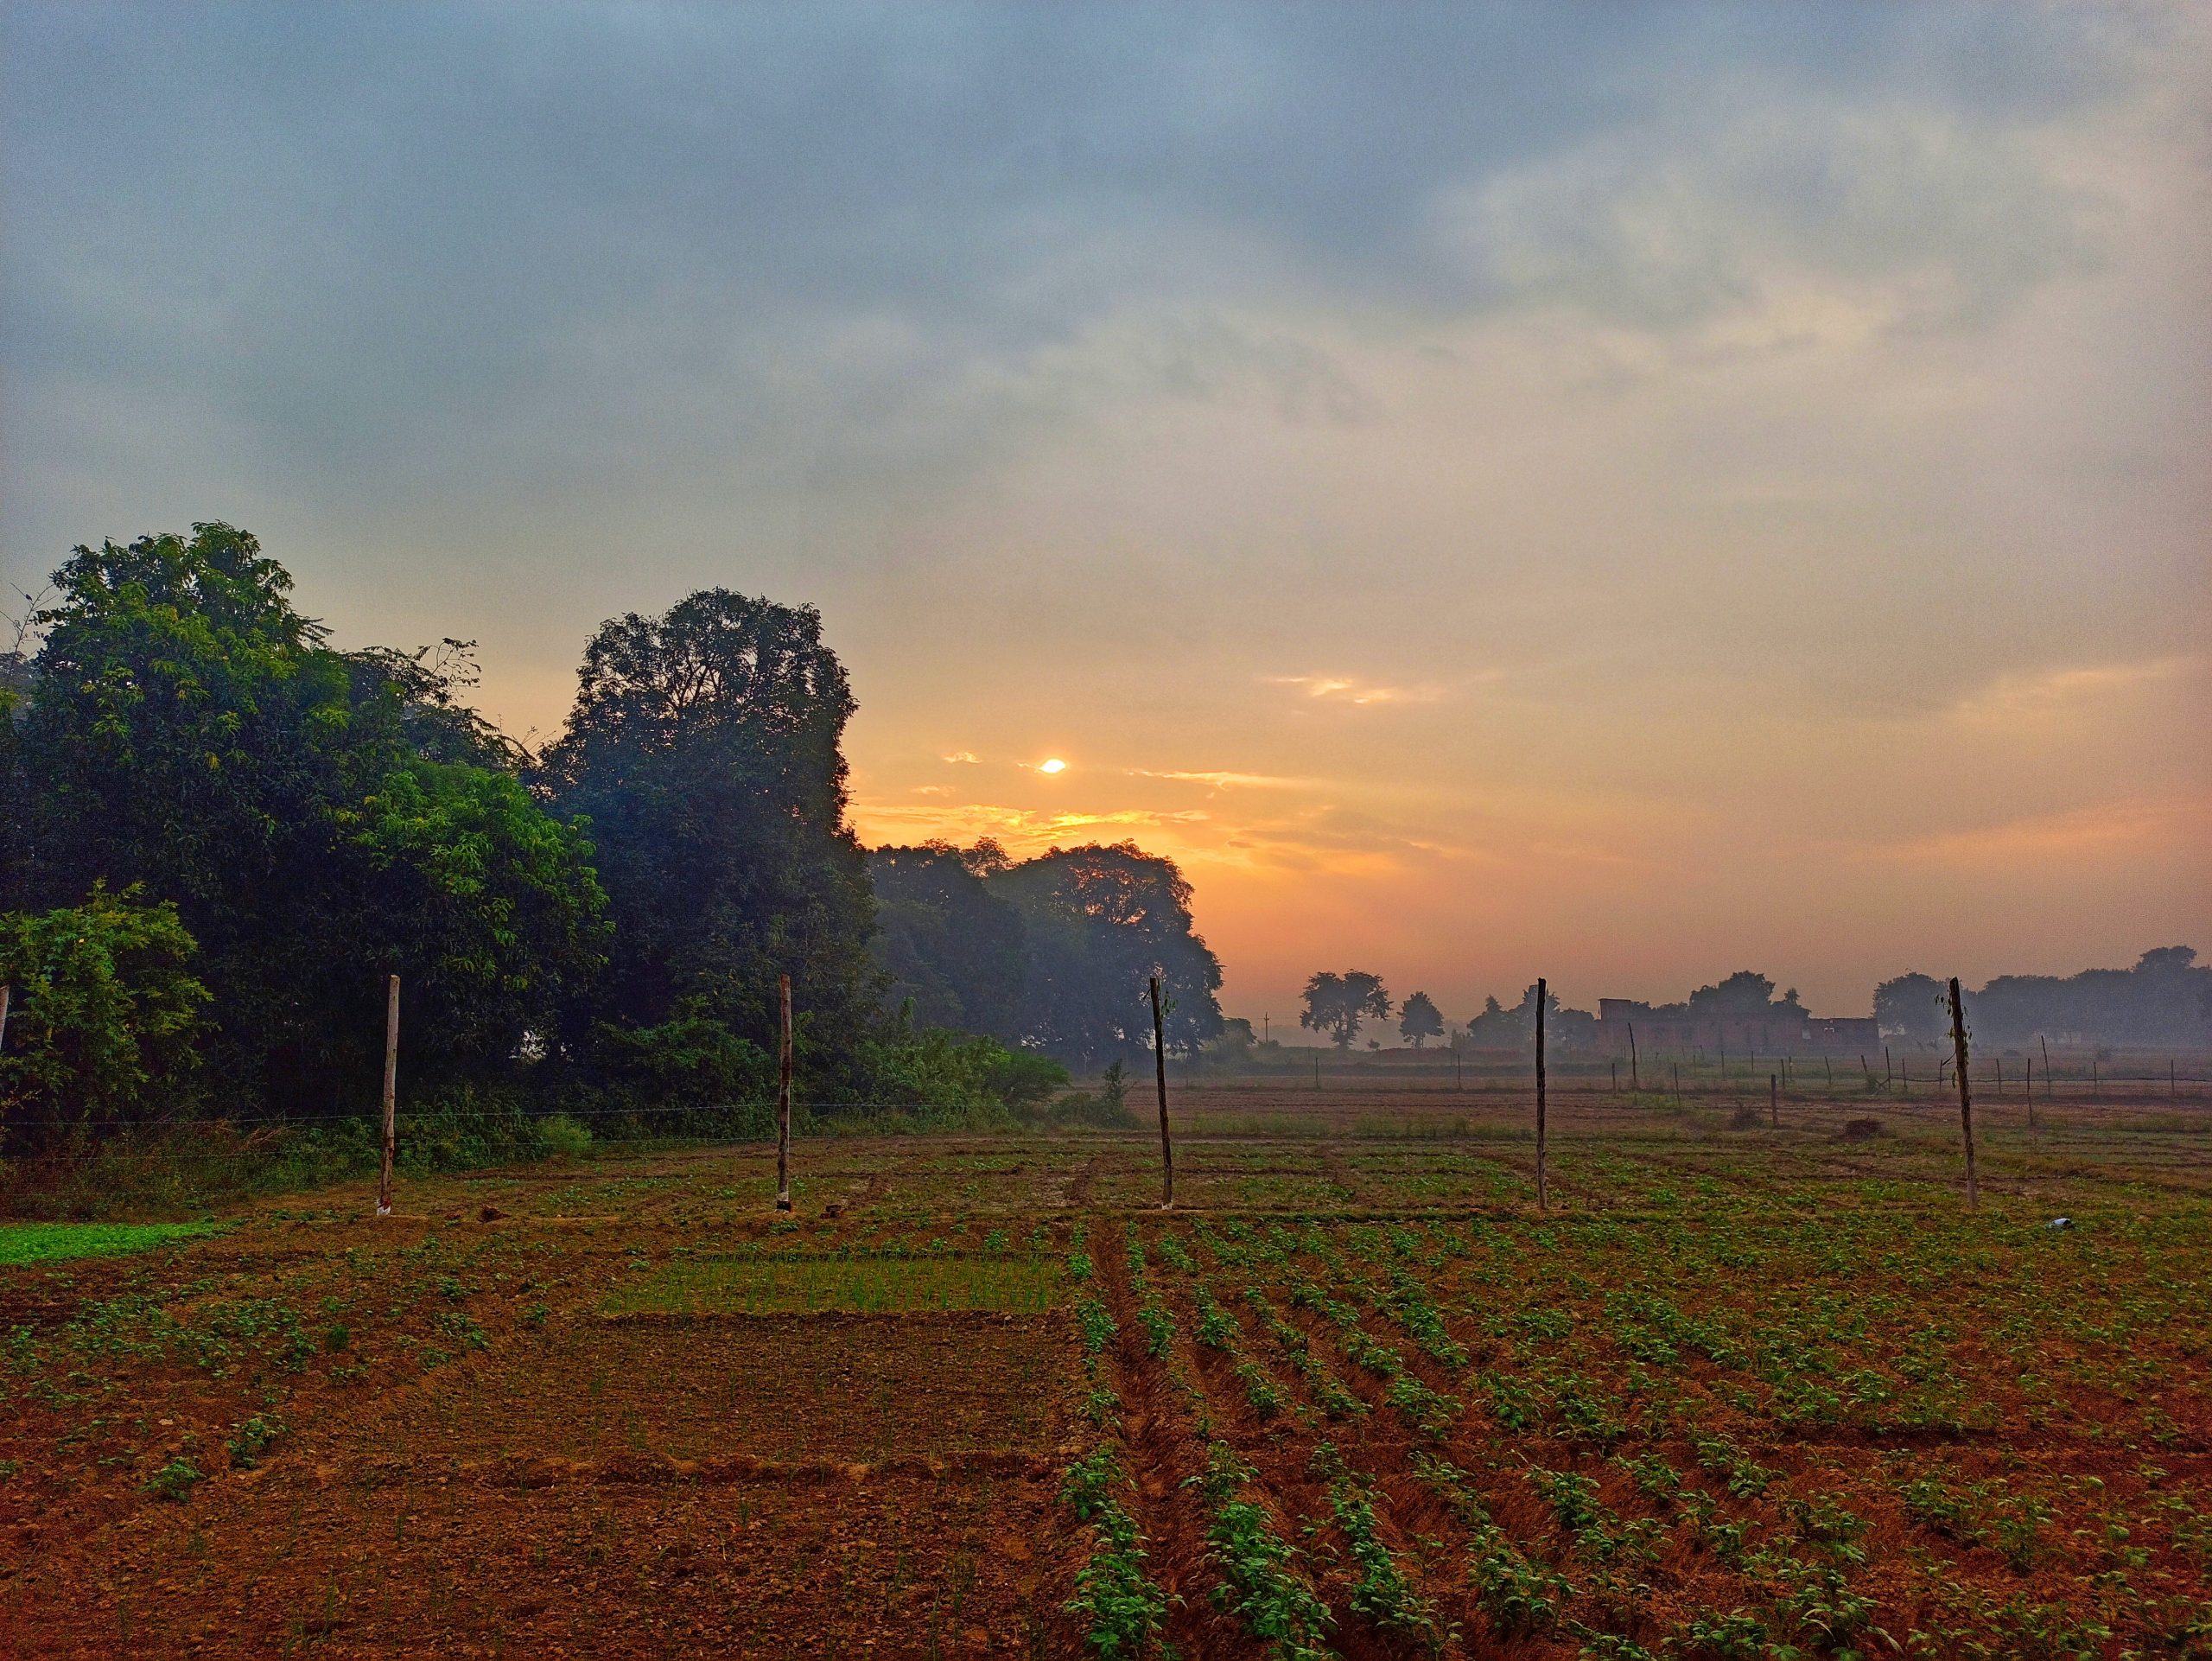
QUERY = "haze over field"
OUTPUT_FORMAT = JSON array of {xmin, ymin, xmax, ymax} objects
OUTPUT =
[{"xmin": 4, "ymin": 3, "xmax": 2208, "ymax": 1020}]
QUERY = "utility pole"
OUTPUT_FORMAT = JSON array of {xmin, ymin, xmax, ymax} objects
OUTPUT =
[
  {"xmin": 1150, "ymin": 976, "xmax": 1173, "ymax": 1209},
  {"xmin": 378, "ymin": 976, "xmax": 399, "ymax": 1219},
  {"xmin": 1948, "ymin": 977, "xmax": 1978, "ymax": 1211},
  {"xmin": 1535, "ymin": 977, "xmax": 1548, "ymax": 1212},
  {"xmin": 776, "ymin": 974, "xmax": 793, "ymax": 1212}
]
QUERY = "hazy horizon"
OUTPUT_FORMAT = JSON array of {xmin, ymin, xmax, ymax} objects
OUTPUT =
[{"xmin": 6, "ymin": 3, "xmax": 2208, "ymax": 1025}]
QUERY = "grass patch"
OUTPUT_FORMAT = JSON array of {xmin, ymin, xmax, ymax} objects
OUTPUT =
[
  {"xmin": 603, "ymin": 1253, "xmax": 1065, "ymax": 1315},
  {"xmin": 0, "ymin": 1220, "xmax": 225, "ymax": 1266}
]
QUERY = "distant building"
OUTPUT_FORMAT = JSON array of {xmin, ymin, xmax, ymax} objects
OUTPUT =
[{"xmin": 1593, "ymin": 998, "xmax": 1878, "ymax": 1057}]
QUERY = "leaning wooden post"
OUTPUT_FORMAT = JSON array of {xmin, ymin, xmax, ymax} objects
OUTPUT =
[
  {"xmin": 378, "ymin": 974, "xmax": 399, "ymax": 1219},
  {"xmin": 1628, "ymin": 1021, "xmax": 1639, "ymax": 1094},
  {"xmin": 2039, "ymin": 1034, "xmax": 2051, "ymax": 1098},
  {"xmin": 1948, "ymin": 976, "xmax": 1978, "ymax": 1211},
  {"xmin": 775, "ymin": 974, "xmax": 794, "ymax": 1212},
  {"xmin": 1769, "ymin": 1072, "xmax": 1778, "ymax": 1129},
  {"xmin": 0, "ymin": 983, "xmax": 11, "ymax": 1054},
  {"xmin": 1149, "ymin": 975, "xmax": 1173, "ymax": 1210},
  {"xmin": 1534, "ymin": 977, "xmax": 1548, "ymax": 1212}
]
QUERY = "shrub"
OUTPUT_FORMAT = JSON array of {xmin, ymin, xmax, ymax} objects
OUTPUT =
[
  {"xmin": 0, "ymin": 885, "xmax": 207, "ymax": 1147},
  {"xmin": 538, "ymin": 1112, "xmax": 594, "ymax": 1158}
]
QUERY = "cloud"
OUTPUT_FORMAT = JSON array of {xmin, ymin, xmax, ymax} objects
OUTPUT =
[
  {"xmin": 1126, "ymin": 768, "xmax": 1313, "ymax": 790},
  {"xmin": 940, "ymin": 751, "xmax": 980, "ymax": 764},
  {"xmin": 1836, "ymin": 793, "xmax": 2205, "ymax": 868},
  {"xmin": 1946, "ymin": 656, "xmax": 2199, "ymax": 729},
  {"xmin": 1432, "ymin": 89, "xmax": 2120, "ymax": 347},
  {"xmin": 1268, "ymin": 675, "xmax": 1445, "ymax": 707}
]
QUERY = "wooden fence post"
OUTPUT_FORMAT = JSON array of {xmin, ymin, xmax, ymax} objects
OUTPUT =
[
  {"xmin": 1150, "ymin": 976, "xmax": 1174, "ymax": 1209},
  {"xmin": 775, "ymin": 973, "xmax": 793, "ymax": 1212},
  {"xmin": 1535, "ymin": 977, "xmax": 1548, "ymax": 1212},
  {"xmin": 1770, "ymin": 1072, "xmax": 1778, "ymax": 1129},
  {"xmin": 2040, "ymin": 1034, "xmax": 2051, "ymax": 1098},
  {"xmin": 1948, "ymin": 977, "xmax": 1978, "ymax": 1211},
  {"xmin": 0, "ymin": 983, "xmax": 10, "ymax": 1055},
  {"xmin": 1628, "ymin": 1021, "xmax": 1639, "ymax": 1094},
  {"xmin": 378, "ymin": 975, "xmax": 398, "ymax": 1219}
]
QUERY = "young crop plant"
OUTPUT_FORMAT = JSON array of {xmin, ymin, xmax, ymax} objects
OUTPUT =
[
  {"xmin": 1412, "ymin": 1453, "xmax": 1575, "ymax": 1638},
  {"xmin": 1192, "ymin": 1442, "xmax": 1337, "ymax": 1661},
  {"xmin": 1374, "ymin": 1268, "xmax": 1468, "ymax": 1369},
  {"xmin": 1154, "ymin": 1235, "xmax": 1198, "ymax": 1275},
  {"xmin": 1311, "ymin": 1445, "xmax": 1450, "ymax": 1653},
  {"xmin": 1479, "ymin": 1369, "xmax": 1545, "ymax": 1433},
  {"xmin": 1062, "ymin": 1448, "xmax": 1178, "ymax": 1658},
  {"xmin": 144, "ymin": 1456, "xmax": 203, "ymax": 1502},
  {"xmin": 1383, "ymin": 1371, "xmax": 1461, "ymax": 1441},
  {"xmin": 1191, "ymin": 1284, "xmax": 1242, "ymax": 1352}
]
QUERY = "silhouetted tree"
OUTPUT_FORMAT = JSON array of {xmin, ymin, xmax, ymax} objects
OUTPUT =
[
  {"xmin": 1873, "ymin": 972, "xmax": 1949, "ymax": 1046},
  {"xmin": 868, "ymin": 842, "xmax": 1026, "ymax": 1039},
  {"xmin": 1398, "ymin": 990, "xmax": 1445, "ymax": 1048},
  {"xmin": 1300, "ymin": 971, "xmax": 1389, "ymax": 1049},
  {"xmin": 988, "ymin": 842, "xmax": 1224, "ymax": 1066}
]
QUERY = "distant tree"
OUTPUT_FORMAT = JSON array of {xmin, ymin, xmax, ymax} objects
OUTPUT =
[
  {"xmin": 868, "ymin": 843, "xmax": 1027, "ymax": 1039},
  {"xmin": 537, "ymin": 589, "xmax": 880, "ymax": 1091},
  {"xmin": 1204, "ymin": 1016, "xmax": 1259, "ymax": 1070},
  {"xmin": 1951, "ymin": 946, "xmax": 2212, "ymax": 1047},
  {"xmin": 988, "ymin": 842, "xmax": 1224, "ymax": 1067},
  {"xmin": 1398, "ymin": 990, "xmax": 1445, "ymax": 1048},
  {"xmin": 1300, "ymin": 971, "xmax": 1390, "ymax": 1050},
  {"xmin": 1873, "ymin": 972, "xmax": 1950, "ymax": 1046},
  {"xmin": 1688, "ymin": 971, "xmax": 1780, "ymax": 1017}
]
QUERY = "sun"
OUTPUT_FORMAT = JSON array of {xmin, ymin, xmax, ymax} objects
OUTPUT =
[{"xmin": 1039, "ymin": 757, "xmax": 1067, "ymax": 774}]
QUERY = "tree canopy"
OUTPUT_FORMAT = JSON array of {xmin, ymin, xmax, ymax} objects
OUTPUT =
[
  {"xmin": 535, "ymin": 589, "xmax": 880, "ymax": 1091},
  {"xmin": 1300, "ymin": 971, "xmax": 1390, "ymax": 1050},
  {"xmin": 1398, "ymin": 990, "xmax": 1444, "ymax": 1048},
  {"xmin": 7, "ymin": 525, "xmax": 607, "ymax": 1121}
]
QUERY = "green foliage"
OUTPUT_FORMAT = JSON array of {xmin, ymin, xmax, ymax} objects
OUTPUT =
[
  {"xmin": 143, "ymin": 1456, "xmax": 203, "ymax": 1502},
  {"xmin": 0, "ymin": 1220, "xmax": 221, "ymax": 1265},
  {"xmin": 225, "ymin": 1414, "xmax": 286, "ymax": 1469},
  {"xmin": 10, "ymin": 525, "xmax": 606, "ymax": 1118},
  {"xmin": 538, "ymin": 1112, "xmax": 593, "ymax": 1158},
  {"xmin": 0, "ymin": 886, "xmax": 207, "ymax": 1142},
  {"xmin": 536, "ymin": 589, "xmax": 880, "ymax": 1096},
  {"xmin": 1062, "ymin": 1448, "xmax": 1177, "ymax": 1657},
  {"xmin": 988, "ymin": 844, "xmax": 1226, "ymax": 1067},
  {"xmin": 1193, "ymin": 1443, "xmax": 1336, "ymax": 1660}
]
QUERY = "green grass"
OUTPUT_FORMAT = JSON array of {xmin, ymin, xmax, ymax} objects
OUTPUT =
[
  {"xmin": 603, "ymin": 1252, "xmax": 1065, "ymax": 1315},
  {"xmin": 0, "ymin": 1221, "xmax": 224, "ymax": 1267}
]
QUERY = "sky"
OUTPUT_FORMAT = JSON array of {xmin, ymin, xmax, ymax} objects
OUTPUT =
[{"xmin": 4, "ymin": 3, "xmax": 2208, "ymax": 1028}]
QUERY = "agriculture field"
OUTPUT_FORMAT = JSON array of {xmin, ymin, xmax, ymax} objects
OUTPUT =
[{"xmin": 2, "ymin": 1085, "xmax": 2209, "ymax": 1657}]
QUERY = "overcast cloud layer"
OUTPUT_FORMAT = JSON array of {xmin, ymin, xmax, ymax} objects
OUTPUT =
[{"xmin": 5, "ymin": 3, "xmax": 2208, "ymax": 1021}]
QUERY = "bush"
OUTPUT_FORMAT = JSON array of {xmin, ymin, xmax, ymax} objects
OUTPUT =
[
  {"xmin": 538, "ymin": 1112, "xmax": 593, "ymax": 1158},
  {"xmin": 0, "ymin": 885, "xmax": 208, "ymax": 1149}
]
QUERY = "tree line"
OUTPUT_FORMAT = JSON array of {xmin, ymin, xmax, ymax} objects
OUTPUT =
[
  {"xmin": 0, "ymin": 525, "xmax": 1224, "ymax": 1154},
  {"xmin": 1268, "ymin": 961, "xmax": 2208, "ymax": 1059}
]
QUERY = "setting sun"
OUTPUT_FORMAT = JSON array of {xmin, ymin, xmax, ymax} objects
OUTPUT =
[{"xmin": 1038, "ymin": 757, "xmax": 1067, "ymax": 774}]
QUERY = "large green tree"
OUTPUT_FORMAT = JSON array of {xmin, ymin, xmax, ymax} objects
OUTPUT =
[
  {"xmin": 13, "ymin": 525, "xmax": 607, "ymax": 1111},
  {"xmin": 536, "ymin": 590, "xmax": 880, "ymax": 1091}
]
